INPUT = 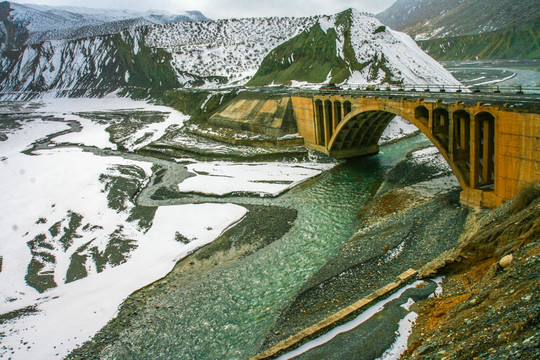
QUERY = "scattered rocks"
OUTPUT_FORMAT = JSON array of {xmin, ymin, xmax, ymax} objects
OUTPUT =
[
  {"xmin": 404, "ymin": 193, "xmax": 540, "ymax": 360},
  {"xmin": 262, "ymin": 189, "xmax": 469, "ymax": 350},
  {"xmin": 499, "ymin": 254, "xmax": 513, "ymax": 268}
]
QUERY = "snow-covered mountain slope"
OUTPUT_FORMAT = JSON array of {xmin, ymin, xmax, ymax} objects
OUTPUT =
[
  {"xmin": 147, "ymin": 9, "xmax": 460, "ymax": 87},
  {"xmin": 0, "ymin": 28, "xmax": 180, "ymax": 98},
  {"xmin": 0, "ymin": 1, "xmax": 208, "ymax": 53},
  {"xmin": 249, "ymin": 9, "xmax": 461, "ymax": 86},
  {"xmin": 147, "ymin": 16, "xmax": 317, "ymax": 85},
  {"xmin": 0, "ymin": 8, "xmax": 461, "ymax": 98}
]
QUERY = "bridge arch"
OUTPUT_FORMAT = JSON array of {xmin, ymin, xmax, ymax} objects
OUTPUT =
[
  {"xmin": 327, "ymin": 104, "xmax": 471, "ymax": 190},
  {"xmin": 414, "ymin": 105, "xmax": 429, "ymax": 126}
]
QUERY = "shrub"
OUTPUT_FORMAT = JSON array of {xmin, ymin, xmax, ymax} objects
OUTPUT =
[{"xmin": 373, "ymin": 26, "xmax": 386, "ymax": 34}]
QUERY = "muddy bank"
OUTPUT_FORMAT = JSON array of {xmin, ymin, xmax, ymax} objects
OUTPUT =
[
  {"xmin": 261, "ymin": 190, "xmax": 468, "ymax": 351},
  {"xmin": 294, "ymin": 281, "xmax": 438, "ymax": 360},
  {"xmin": 67, "ymin": 204, "xmax": 297, "ymax": 359}
]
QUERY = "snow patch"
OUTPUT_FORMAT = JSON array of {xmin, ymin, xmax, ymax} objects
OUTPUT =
[
  {"xmin": 178, "ymin": 161, "xmax": 336, "ymax": 197},
  {"xmin": 318, "ymin": 16, "xmax": 335, "ymax": 34},
  {"xmin": 377, "ymin": 311, "xmax": 419, "ymax": 360},
  {"xmin": 379, "ymin": 116, "xmax": 419, "ymax": 145}
]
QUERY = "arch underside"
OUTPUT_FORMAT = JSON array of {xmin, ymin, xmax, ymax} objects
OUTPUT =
[
  {"xmin": 326, "ymin": 108, "xmax": 471, "ymax": 191},
  {"xmin": 328, "ymin": 111, "xmax": 396, "ymax": 158}
]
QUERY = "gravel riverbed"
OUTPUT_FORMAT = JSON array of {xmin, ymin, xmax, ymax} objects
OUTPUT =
[{"xmin": 68, "ymin": 142, "xmax": 467, "ymax": 360}]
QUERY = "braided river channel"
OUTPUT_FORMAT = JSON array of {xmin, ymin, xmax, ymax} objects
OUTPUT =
[
  {"xmin": 0, "ymin": 99, "xmax": 446, "ymax": 360},
  {"xmin": 96, "ymin": 133, "xmax": 433, "ymax": 359}
]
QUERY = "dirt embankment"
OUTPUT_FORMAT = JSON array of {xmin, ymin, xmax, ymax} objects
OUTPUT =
[{"xmin": 404, "ymin": 183, "xmax": 540, "ymax": 360}]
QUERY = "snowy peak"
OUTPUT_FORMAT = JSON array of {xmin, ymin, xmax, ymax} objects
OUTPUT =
[
  {"xmin": 249, "ymin": 8, "xmax": 461, "ymax": 86},
  {"xmin": 8, "ymin": 2, "xmax": 209, "ymax": 31}
]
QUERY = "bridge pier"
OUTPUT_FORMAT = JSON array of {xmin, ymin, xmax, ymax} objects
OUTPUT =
[{"xmin": 291, "ymin": 94, "xmax": 539, "ymax": 209}]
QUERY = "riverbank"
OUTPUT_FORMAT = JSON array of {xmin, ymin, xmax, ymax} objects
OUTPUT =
[
  {"xmin": 67, "ymin": 137, "xmax": 465, "ymax": 360},
  {"xmin": 403, "ymin": 183, "xmax": 540, "ymax": 360},
  {"xmin": 258, "ymin": 146, "xmax": 467, "ymax": 356},
  {"xmin": 67, "ymin": 204, "xmax": 298, "ymax": 359}
]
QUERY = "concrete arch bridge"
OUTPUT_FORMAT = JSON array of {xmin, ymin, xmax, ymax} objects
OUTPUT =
[{"xmin": 291, "ymin": 95, "xmax": 539, "ymax": 208}]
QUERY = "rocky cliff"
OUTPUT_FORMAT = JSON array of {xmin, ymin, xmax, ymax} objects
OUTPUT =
[{"xmin": 405, "ymin": 182, "xmax": 540, "ymax": 359}]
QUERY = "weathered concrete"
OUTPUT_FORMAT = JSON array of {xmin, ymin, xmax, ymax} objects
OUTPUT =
[
  {"xmin": 209, "ymin": 92, "xmax": 297, "ymax": 137},
  {"xmin": 291, "ymin": 95, "xmax": 540, "ymax": 208}
]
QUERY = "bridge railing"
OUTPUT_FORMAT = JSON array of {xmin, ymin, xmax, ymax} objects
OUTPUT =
[
  {"xmin": 1, "ymin": 84, "xmax": 539, "ymax": 99},
  {"xmin": 313, "ymin": 84, "xmax": 540, "ymax": 95}
]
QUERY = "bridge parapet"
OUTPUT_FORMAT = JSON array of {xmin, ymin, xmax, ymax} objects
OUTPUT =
[{"xmin": 291, "ymin": 94, "xmax": 540, "ymax": 208}]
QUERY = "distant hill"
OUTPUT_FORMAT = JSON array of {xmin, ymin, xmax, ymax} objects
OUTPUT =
[
  {"xmin": 376, "ymin": 0, "xmax": 540, "ymax": 60},
  {"xmin": 0, "ymin": 8, "xmax": 461, "ymax": 98},
  {"xmin": 0, "ymin": 1, "xmax": 208, "ymax": 55},
  {"xmin": 248, "ymin": 9, "xmax": 459, "ymax": 86}
]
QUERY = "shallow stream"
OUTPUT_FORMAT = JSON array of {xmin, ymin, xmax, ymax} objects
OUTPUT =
[{"xmin": 99, "ymin": 133, "xmax": 433, "ymax": 359}]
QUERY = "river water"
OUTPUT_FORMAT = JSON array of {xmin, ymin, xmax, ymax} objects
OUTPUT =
[
  {"xmin": 442, "ymin": 59, "xmax": 540, "ymax": 88},
  {"xmin": 99, "ymin": 134, "xmax": 433, "ymax": 359}
]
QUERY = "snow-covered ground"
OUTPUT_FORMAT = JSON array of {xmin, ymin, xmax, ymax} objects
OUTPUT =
[
  {"xmin": 396, "ymin": 146, "xmax": 461, "ymax": 199},
  {"xmin": 0, "ymin": 97, "xmax": 339, "ymax": 360},
  {"xmin": 177, "ymin": 161, "xmax": 336, "ymax": 197},
  {"xmin": 410, "ymin": 146, "xmax": 452, "ymax": 174},
  {"xmin": 379, "ymin": 116, "xmax": 419, "ymax": 145},
  {"xmin": 0, "ymin": 98, "xmax": 247, "ymax": 359},
  {"xmin": 42, "ymin": 97, "xmax": 188, "ymax": 151}
]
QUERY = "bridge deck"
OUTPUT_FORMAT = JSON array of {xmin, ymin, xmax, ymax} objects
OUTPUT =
[{"xmin": 310, "ymin": 91, "xmax": 540, "ymax": 113}]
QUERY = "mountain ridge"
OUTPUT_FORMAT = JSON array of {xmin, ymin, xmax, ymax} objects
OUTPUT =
[
  {"xmin": 248, "ymin": 9, "xmax": 458, "ymax": 86},
  {"xmin": 0, "ymin": 1, "xmax": 209, "ymax": 55},
  {"xmin": 0, "ymin": 8, "xmax": 461, "ymax": 99},
  {"xmin": 376, "ymin": 0, "xmax": 540, "ymax": 60},
  {"xmin": 377, "ymin": 0, "xmax": 539, "ymax": 40}
]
